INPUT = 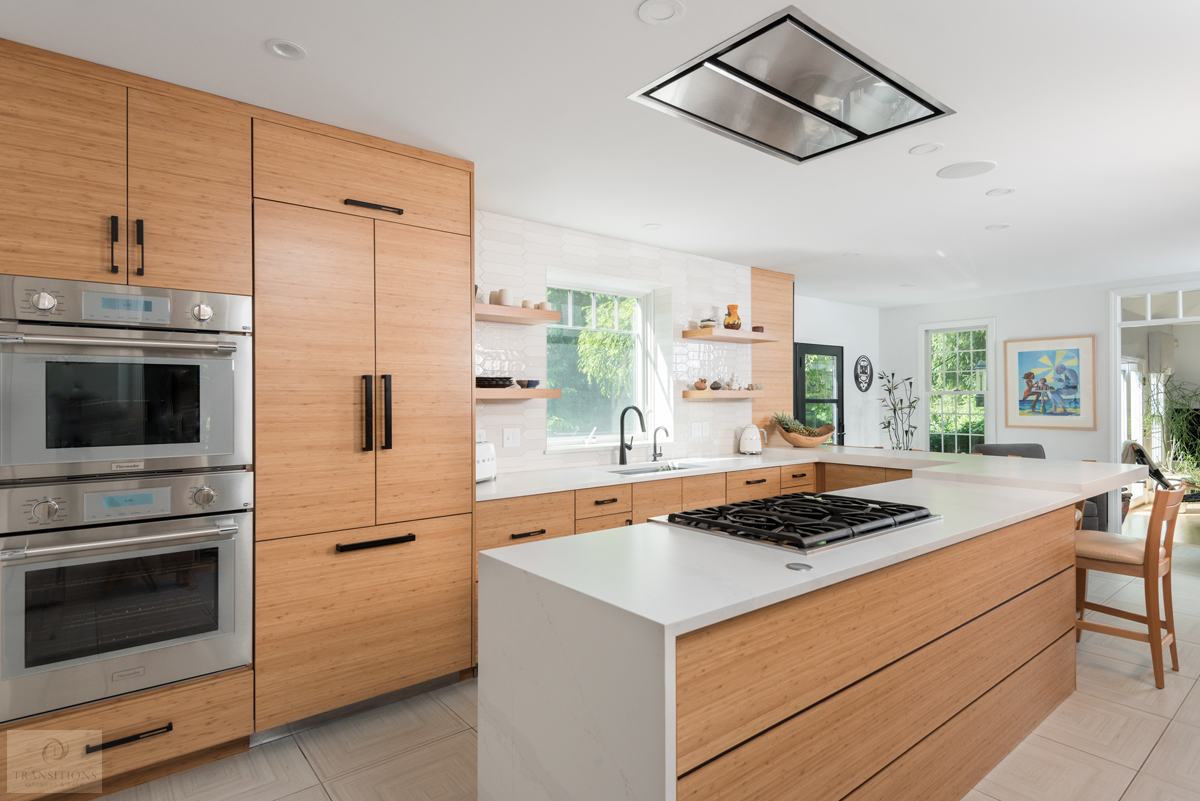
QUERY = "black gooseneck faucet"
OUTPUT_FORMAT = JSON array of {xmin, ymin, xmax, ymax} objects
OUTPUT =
[{"xmin": 619, "ymin": 406, "xmax": 646, "ymax": 465}]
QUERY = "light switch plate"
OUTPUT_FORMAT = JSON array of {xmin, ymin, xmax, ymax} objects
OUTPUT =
[
  {"xmin": 503, "ymin": 428, "xmax": 521, "ymax": 448},
  {"xmin": 476, "ymin": 429, "xmax": 486, "ymax": 443},
  {"xmin": 702, "ymin": 422, "xmax": 711, "ymax": 436},
  {"xmin": 692, "ymin": 422, "xmax": 703, "ymax": 438}
]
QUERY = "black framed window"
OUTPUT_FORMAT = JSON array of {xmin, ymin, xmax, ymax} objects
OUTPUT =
[{"xmin": 794, "ymin": 343, "xmax": 844, "ymax": 445}]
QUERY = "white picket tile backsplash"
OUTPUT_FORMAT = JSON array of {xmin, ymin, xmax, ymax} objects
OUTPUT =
[{"xmin": 475, "ymin": 210, "xmax": 762, "ymax": 473}]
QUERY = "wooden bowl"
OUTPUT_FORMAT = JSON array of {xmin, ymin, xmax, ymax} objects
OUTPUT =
[{"xmin": 777, "ymin": 425, "xmax": 835, "ymax": 448}]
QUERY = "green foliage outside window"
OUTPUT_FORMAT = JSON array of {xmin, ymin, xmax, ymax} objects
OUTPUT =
[{"xmin": 928, "ymin": 329, "xmax": 987, "ymax": 454}]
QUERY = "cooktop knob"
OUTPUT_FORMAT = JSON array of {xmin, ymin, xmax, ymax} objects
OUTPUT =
[
  {"xmin": 31, "ymin": 292, "xmax": 57, "ymax": 311},
  {"xmin": 193, "ymin": 486, "xmax": 215, "ymax": 507},
  {"xmin": 31, "ymin": 500, "xmax": 60, "ymax": 522},
  {"xmin": 191, "ymin": 303, "xmax": 213, "ymax": 322}
]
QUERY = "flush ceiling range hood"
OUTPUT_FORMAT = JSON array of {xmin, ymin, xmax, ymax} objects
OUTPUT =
[{"xmin": 630, "ymin": 6, "xmax": 954, "ymax": 164}]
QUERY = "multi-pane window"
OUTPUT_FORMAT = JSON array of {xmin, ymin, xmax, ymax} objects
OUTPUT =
[
  {"xmin": 928, "ymin": 329, "xmax": 987, "ymax": 454},
  {"xmin": 546, "ymin": 287, "xmax": 648, "ymax": 446}
]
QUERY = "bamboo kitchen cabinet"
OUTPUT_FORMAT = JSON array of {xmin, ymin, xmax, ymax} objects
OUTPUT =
[{"xmin": 0, "ymin": 55, "xmax": 253, "ymax": 293}]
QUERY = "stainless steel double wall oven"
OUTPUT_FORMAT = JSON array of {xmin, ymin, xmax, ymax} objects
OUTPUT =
[{"xmin": 0, "ymin": 274, "xmax": 253, "ymax": 722}]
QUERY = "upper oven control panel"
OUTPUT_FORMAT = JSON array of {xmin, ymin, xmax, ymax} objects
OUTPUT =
[
  {"xmin": 0, "ymin": 471, "xmax": 253, "ymax": 535},
  {"xmin": 0, "ymin": 274, "xmax": 252, "ymax": 334}
]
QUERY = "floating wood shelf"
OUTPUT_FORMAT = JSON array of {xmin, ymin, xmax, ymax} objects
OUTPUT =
[
  {"xmin": 476, "ymin": 387, "xmax": 562, "ymax": 400},
  {"xmin": 681, "ymin": 389, "xmax": 765, "ymax": 400},
  {"xmin": 474, "ymin": 303, "xmax": 561, "ymax": 325},
  {"xmin": 681, "ymin": 327, "xmax": 780, "ymax": 344}
]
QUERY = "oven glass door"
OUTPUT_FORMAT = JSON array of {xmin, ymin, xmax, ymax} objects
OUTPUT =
[
  {"xmin": 2, "ymin": 351, "xmax": 235, "ymax": 468},
  {"xmin": 1, "ymin": 537, "xmax": 238, "ymax": 680}
]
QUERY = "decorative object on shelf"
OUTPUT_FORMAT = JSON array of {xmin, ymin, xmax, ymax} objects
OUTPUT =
[
  {"xmin": 521, "ymin": 300, "xmax": 534, "ymax": 309},
  {"xmin": 771, "ymin": 412, "xmax": 835, "ymax": 447},
  {"xmin": 693, "ymin": 378, "xmax": 708, "ymax": 390},
  {"xmin": 699, "ymin": 318, "xmax": 717, "ymax": 329},
  {"xmin": 854, "ymin": 355, "xmax": 874, "ymax": 392},
  {"xmin": 497, "ymin": 288, "xmax": 514, "ymax": 306},
  {"xmin": 723, "ymin": 305, "xmax": 742, "ymax": 330},
  {"xmin": 751, "ymin": 382, "xmax": 763, "ymax": 391},
  {"xmin": 538, "ymin": 301, "xmax": 553, "ymax": 311},
  {"xmin": 489, "ymin": 290, "xmax": 500, "ymax": 305},
  {"xmin": 1003, "ymin": 334, "xmax": 1096, "ymax": 430},
  {"xmin": 516, "ymin": 379, "xmax": 541, "ymax": 389},
  {"xmin": 752, "ymin": 325, "xmax": 765, "ymax": 333},
  {"xmin": 476, "ymin": 376, "xmax": 515, "ymax": 389},
  {"xmin": 879, "ymin": 371, "xmax": 920, "ymax": 450},
  {"xmin": 710, "ymin": 380, "xmax": 723, "ymax": 390}
]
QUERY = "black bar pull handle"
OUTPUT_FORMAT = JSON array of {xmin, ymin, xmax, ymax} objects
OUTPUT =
[
  {"xmin": 382, "ymin": 375, "xmax": 393, "ymax": 450},
  {"xmin": 336, "ymin": 533, "xmax": 416, "ymax": 552},
  {"xmin": 135, "ymin": 219, "xmax": 145, "ymax": 276},
  {"xmin": 86, "ymin": 723, "xmax": 172, "ymax": 754},
  {"xmin": 363, "ymin": 375, "xmax": 374, "ymax": 452},
  {"xmin": 510, "ymin": 529, "xmax": 546, "ymax": 540},
  {"xmin": 109, "ymin": 215, "xmax": 119, "ymax": 273},
  {"xmin": 746, "ymin": 479, "xmax": 767, "ymax": 485},
  {"xmin": 594, "ymin": 498, "xmax": 618, "ymax": 505},
  {"xmin": 792, "ymin": 472, "xmax": 808, "ymax": 479},
  {"xmin": 344, "ymin": 199, "xmax": 404, "ymax": 216}
]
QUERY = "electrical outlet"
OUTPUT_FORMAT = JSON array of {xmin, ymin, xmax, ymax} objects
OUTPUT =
[
  {"xmin": 476, "ymin": 429, "xmax": 486, "ymax": 443},
  {"xmin": 503, "ymin": 428, "xmax": 521, "ymax": 448},
  {"xmin": 692, "ymin": 422, "xmax": 703, "ymax": 438},
  {"xmin": 702, "ymin": 422, "xmax": 711, "ymax": 436}
]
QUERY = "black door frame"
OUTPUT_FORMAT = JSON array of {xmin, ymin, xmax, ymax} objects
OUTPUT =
[{"xmin": 794, "ymin": 343, "xmax": 846, "ymax": 445}]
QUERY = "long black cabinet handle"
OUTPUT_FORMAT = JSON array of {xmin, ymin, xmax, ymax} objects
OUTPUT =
[
  {"xmin": 746, "ymin": 479, "xmax": 767, "ymax": 485},
  {"xmin": 382, "ymin": 375, "xmax": 393, "ymax": 450},
  {"xmin": 594, "ymin": 498, "xmax": 618, "ymax": 505},
  {"xmin": 135, "ymin": 219, "xmax": 145, "ymax": 276},
  {"xmin": 109, "ymin": 216, "xmax": 119, "ymax": 273},
  {"xmin": 86, "ymin": 723, "xmax": 172, "ymax": 754},
  {"xmin": 336, "ymin": 533, "xmax": 416, "ymax": 552},
  {"xmin": 363, "ymin": 375, "xmax": 374, "ymax": 452},
  {"xmin": 344, "ymin": 199, "xmax": 404, "ymax": 216},
  {"xmin": 510, "ymin": 529, "xmax": 546, "ymax": 540},
  {"xmin": 791, "ymin": 472, "xmax": 809, "ymax": 479}
]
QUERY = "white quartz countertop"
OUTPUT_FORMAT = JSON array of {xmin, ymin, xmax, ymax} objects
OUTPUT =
[
  {"xmin": 479, "ymin": 476, "xmax": 1132, "ymax": 636},
  {"xmin": 476, "ymin": 445, "xmax": 1147, "ymax": 502}
]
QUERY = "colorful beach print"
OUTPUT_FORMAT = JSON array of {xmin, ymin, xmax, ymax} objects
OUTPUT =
[{"xmin": 1016, "ymin": 348, "xmax": 1081, "ymax": 417}]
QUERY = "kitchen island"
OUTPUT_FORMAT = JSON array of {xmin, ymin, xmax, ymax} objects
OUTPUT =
[{"xmin": 477, "ymin": 455, "xmax": 1145, "ymax": 801}]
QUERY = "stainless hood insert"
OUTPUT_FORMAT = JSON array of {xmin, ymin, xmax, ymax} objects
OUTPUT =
[{"xmin": 631, "ymin": 6, "xmax": 953, "ymax": 163}]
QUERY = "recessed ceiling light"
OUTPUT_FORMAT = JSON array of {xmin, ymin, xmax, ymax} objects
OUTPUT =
[
  {"xmin": 908, "ymin": 143, "xmax": 943, "ymax": 155},
  {"xmin": 266, "ymin": 39, "xmax": 306, "ymax": 60},
  {"xmin": 985, "ymin": 224, "xmax": 1011, "ymax": 230},
  {"xmin": 986, "ymin": 187, "xmax": 1016, "ymax": 196},
  {"xmin": 642, "ymin": 223, "xmax": 663, "ymax": 230},
  {"xmin": 936, "ymin": 161, "xmax": 996, "ymax": 179},
  {"xmin": 638, "ymin": 0, "xmax": 684, "ymax": 24},
  {"xmin": 842, "ymin": 252, "xmax": 862, "ymax": 257}
]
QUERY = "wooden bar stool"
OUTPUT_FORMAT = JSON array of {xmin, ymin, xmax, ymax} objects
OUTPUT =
[{"xmin": 1075, "ymin": 485, "xmax": 1185, "ymax": 689}]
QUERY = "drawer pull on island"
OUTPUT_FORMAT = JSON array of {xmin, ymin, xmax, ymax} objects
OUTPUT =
[
  {"xmin": 746, "ymin": 479, "xmax": 767, "ymax": 485},
  {"xmin": 335, "ymin": 533, "xmax": 416, "ymax": 553},
  {"xmin": 595, "ymin": 498, "xmax": 619, "ymax": 505},
  {"xmin": 510, "ymin": 529, "xmax": 546, "ymax": 540},
  {"xmin": 344, "ymin": 198, "xmax": 404, "ymax": 216},
  {"xmin": 792, "ymin": 473, "xmax": 808, "ymax": 479},
  {"xmin": 85, "ymin": 722, "xmax": 173, "ymax": 754}
]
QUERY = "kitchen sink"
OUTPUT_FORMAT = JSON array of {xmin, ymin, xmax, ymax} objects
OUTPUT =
[{"xmin": 613, "ymin": 461, "xmax": 710, "ymax": 476}]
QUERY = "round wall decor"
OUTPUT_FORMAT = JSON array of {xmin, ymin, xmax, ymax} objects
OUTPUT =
[{"xmin": 854, "ymin": 355, "xmax": 874, "ymax": 392}]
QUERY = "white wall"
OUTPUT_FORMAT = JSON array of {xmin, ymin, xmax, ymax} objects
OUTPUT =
[
  {"xmin": 1169, "ymin": 324, "xmax": 1200, "ymax": 387},
  {"xmin": 794, "ymin": 296, "xmax": 881, "ymax": 448}
]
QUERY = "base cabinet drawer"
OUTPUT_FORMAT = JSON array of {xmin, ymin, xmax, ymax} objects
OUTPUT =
[
  {"xmin": 476, "ymin": 492, "xmax": 575, "ymax": 551},
  {"xmin": 780, "ymin": 466, "xmax": 817, "ymax": 491},
  {"xmin": 575, "ymin": 485, "xmax": 632, "ymax": 519},
  {"xmin": 682, "ymin": 473, "xmax": 726, "ymax": 509},
  {"xmin": 255, "ymin": 516, "xmax": 472, "ymax": 730},
  {"xmin": 824, "ymin": 464, "xmax": 886, "ymax": 492},
  {"xmin": 632, "ymin": 478, "xmax": 682, "ymax": 524},
  {"xmin": 576, "ymin": 512, "xmax": 634, "ymax": 534},
  {"xmin": 884, "ymin": 469, "xmax": 912, "ymax": 482},
  {"xmin": 0, "ymin": 668, "xmax": 252, "ymax": 799},
  {"xmin": 726, "ymin": 468, "xmax": 781, "ymax": 504}
]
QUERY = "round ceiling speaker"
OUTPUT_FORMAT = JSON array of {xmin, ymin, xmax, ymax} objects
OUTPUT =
[
  {"xmin": 266, "ymin": 39, "xmax": 306, "ymax": 60},
  {"xmin": 936, "ymin": 161, "xmax": 997, "ymax": 179},
  {"xmin": 638, "ymin": 0, "xmax": 684, "ymax": 24},
  {"xmin": 908, "ymin": 143, "xmax": 943, "ymax": 155}
]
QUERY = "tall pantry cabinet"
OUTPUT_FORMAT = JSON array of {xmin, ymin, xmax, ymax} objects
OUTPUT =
[{"xmin": 252, "ymin": 121, "xmax": 475, "ymax": 729}]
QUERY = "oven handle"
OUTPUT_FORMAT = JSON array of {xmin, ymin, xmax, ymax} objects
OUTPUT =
[
  {"xmin": 0, "ymin": 333, "xmax": 236, "ymax": 353},
  {"xmin": 0, "ymin": 522, "xmax": 238, "ymax": 561}
]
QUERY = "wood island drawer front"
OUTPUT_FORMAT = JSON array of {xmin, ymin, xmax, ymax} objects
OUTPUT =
[
  {"xmin": 476, "ymin": 492, "xmax": 575, "ymax": 552},
  {"xmin": 682, "ymin": 473, "xmax": 726, "ymax": 509},
  {"xmin": 677, "ymin": 570, "xmax": 1074, "ymax": 800},
  {"xmin": 674, "ymin": 505, "xmax": 1076, "ymax": 774},
  {"xmin": 780, "ymin": 467, "xmax": 816, "ymax": 490},
  {"xmin": 632, "ymin": 479, "xmax": 683, "ymax": 523},
  {"xmin": 726, "ymin": 468, "xmax": 781, "ymax": 504},
  {"xmin": 885, "ymin": 468, "xmax": 913, "ymax": 482},
  {"xmin": 255, "ymin": 516, "xmax": 472, "ymax": 730},
  {"xmin": 576, "ymin": 512, "xmax": 634, "ymax": 534},
  {"xmin": 0, "ymin": 669, "xmax": 252, "ymax": 793},
  {"xmin": 824, "ymin": 464, "xmax": 886, "ymax": 491},
  {"xmin": 575, "ymin": 485, "xmax": 632, "ymax": 519},
  {"xmin": 253, "ymin": 120, "xmax": 471, "ymax": 236}
]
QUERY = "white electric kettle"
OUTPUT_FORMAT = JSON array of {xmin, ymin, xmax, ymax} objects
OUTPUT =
[{"xmin": 740, "ymin": 426, "xmax": 768, "ymax": 454}]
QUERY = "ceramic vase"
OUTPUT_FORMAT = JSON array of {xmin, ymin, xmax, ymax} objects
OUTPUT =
[{"xmin": 724, "ymin": 305, "xmax": 742, "ymax": 330}]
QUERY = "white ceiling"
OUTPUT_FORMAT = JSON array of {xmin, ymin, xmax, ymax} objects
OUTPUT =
[{"xmin": 3, "ymin": 0, "xmax": 1199, "ymax": 307}]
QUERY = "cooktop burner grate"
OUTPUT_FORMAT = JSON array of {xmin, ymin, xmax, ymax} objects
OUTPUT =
[{"xmin": 664, "ymin": 492, "xmax": 937, "ymax": 553}]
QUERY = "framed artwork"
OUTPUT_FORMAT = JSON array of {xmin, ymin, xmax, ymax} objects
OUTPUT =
[{"xmin": 1004, "ymin": 335, "xmax": 1096, "ymax": 430}]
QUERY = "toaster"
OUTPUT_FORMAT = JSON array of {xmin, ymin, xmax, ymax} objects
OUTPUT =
[{"xmin": 476, "ymin": 442, "xmax": 497, "ymax": 482}]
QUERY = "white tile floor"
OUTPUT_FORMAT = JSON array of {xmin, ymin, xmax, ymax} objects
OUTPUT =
[{"xmin": 105, "ymin": 542, "xmax": 1200, "ymax": 801}]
